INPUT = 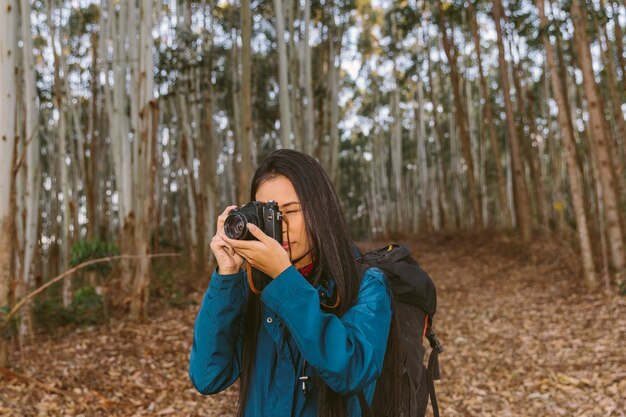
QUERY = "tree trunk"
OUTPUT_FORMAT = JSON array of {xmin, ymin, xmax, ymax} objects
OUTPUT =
[
  {"xmin": 16, "ymin": 0, "xmax": 40, "ymax": 342},
  {"xmin": 437, "ymin": 1, "xmax": 483, "ymax": 230},
  {"xmin": 605, "ymin": 0, "xmax": 626, "ymax": 88},
  {"xmin": 303, "ymin": 0, "xmax": 315, "ymax": 155},
  {"xmin": 596, "ymin": 13, "xmax": 626, "ymax": 208},
  {"xmin": 273, "ymin": 0, "xmax": 292, "ymax": 148},
  {"xmin": 239, "ymin": 0, "xmax": 253, "ymax": 203},
  {"xmin": 105, "ymin": 0, "xmax": 134, "ymax": 295},
  {"xmin": 492, "ymin": 0, "xmax": 532, "ymax": 242},
  {"xmin": 571, "ymin": 0, "xmax": 625, "ymax": 277},
  {"xmin": 425, "ymin": 42, "xmax": 450, "ymax": 230},
  {"xmin": 130, "ymin": 0, "xmax": 156, "ymax": 321},
  {"xmin": 47, "ymin": 2, "xmax": 73, "ymax": 306},
  {"xmin": 536, "ymin": 0, "xmax": 597, "ymax": 289},
  {"xmin": 327, "ymin": 21, "xmax": 341, "ymax": 184},
  {"xmin": 0, "ymin": 0, "xmax": 18, "ymax": 368},
  {"xmin": 416, "ymin": 80, "xmax": 431, "ymax": 231}
]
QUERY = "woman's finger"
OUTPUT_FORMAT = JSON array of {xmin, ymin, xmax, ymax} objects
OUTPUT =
[
  {"xmin": 245, "ymin": 224, "xmax": 272, "ymax": 244},
  {"xmin": 216, "ymin": 205, "xmax": 238, "ymax": 231},
  {"xmin": 211, "ymin": 234, "xmax": 237, "ymax": 257}
]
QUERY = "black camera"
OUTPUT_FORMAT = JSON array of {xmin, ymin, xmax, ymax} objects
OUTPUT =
[
  {"xmin": 224, "ymin": 201, "xmax": 284, "ymax": 292},
  {"xmin": 224, "ymin": 201, "xmax": 283, "ymax": 243}
]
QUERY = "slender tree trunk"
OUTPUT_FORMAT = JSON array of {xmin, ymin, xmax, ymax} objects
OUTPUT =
[
  {"xmin": 16, "ymin": 0, "xmax": 40, "ymax": 342},
  {"xmin": 303, "ymin": 0, "xmax": 315, "ymax": 155},
  {"xmin": 596, "ymin": 14, "xmax": 626, "ymax": 204},
  {"xmin": 425, "ymin": 43, "xmax": 450, "ymax": 230},
  {"xmin": 327, "ymin": 21, "xmax": 341, "ymax": 184},
  {"xmin": 85, "ymin": 33, "xmax": 98, "ymax": 240},
  {"xmin": 492, "ymin": 0, "xmax": 532, "ymax": 242},
  {"xmin": 239, "ymin": 0, "xmax": 253, "ymax": 204},
  {"xmin": 416, "ymin": 80, "xmax": 431, "ymax": 231},
  {"xmin": 130, "ymin": 0, "xmax": 156, "ymax": 321},
  {"xmin": 47, "ymin": 3, "xmax": 73, "ymax": 306},
  {"xmin": 273, "ymin": 0, "xmax": 292, "ymax": 148},
  {"xmin": 537, "ymin": 0, "xmax": 597, "ymax": 289},
  {"xmin": 0, "ymin": 0, "xmax": 18, "ymax": 368},
  {"xmin": 571, "ymin": 0, "xmax": 625, "ymax": 277},
  {"xmin": 286, "ymin": 0, "xmax": 302, "ymax": 152},
  {"xmin": 437, "ymin": 1, "xmax": 483, "ymax": 229},
  {"xmin": 604, "ymin": 0, "xmax": 626, "ymax": 87}
]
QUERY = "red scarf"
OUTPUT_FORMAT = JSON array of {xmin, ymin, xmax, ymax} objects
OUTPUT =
[{"xmin": 297, "ymin": 263, "xmax": 314, "ymax": 278}]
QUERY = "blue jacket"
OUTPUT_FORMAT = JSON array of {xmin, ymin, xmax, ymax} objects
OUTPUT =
[{"xmin": 189, "ymin": 265, "xmax": 392, "ymax": 416}]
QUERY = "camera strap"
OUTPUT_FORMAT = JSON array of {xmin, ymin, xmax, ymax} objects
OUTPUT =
[{"xmin": 246, "ymin": 263, "xmax": 262, "ymax": 295}]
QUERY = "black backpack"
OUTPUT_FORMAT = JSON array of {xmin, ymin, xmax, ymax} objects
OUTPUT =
[{"xmin": 354, "ymin": 244, "xmax": 442, "ymax": 417}]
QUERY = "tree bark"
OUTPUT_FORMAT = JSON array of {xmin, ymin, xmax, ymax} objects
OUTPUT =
[
  {"xmin": 492, "ymin": 0, "xmax": 532, "ymax": 242},
  {"xmin": 536, "ymin": 0, "xmax": 597, "ymax": 289},
  {"xmin": 16, "ymin": 0, "xmax": 40, "ymax": 342},
  {"xmin": 46, "ymin": 2, "xmax": 73, "ymax": 307},
  {"xmin": 239, "ymin": 0, "xmax": 253, "ymax": 204},
  {"xmin": 273, "ymin": 0, "xmax": 292, "ymax": 148},
  {"xmin": 130, "ymin": 0, "xmax": 156, "ymax": 321},
  {"xmin": 303, "ymin": 0, "xmax": 315, "ymax": 155},
  {"xmin": 425, "ymin": 42, "xmax": 450, "ymax": 230},
  {"xmin": 0, "ymin": 0, "xmax": 18, "ymax": 368},
  {"xmin": 437, "ymin": 1, "xmax": 483, "ymax": 230},
  {"xmin": 571, "ymin": 0, "xmax": 625, "ymax": 277}
]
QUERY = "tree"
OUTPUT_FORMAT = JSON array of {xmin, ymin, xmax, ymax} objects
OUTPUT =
[
  {"xmin": 468, "ymin": 1, "xmax": 511, "ymax": 228},
  {"xmin": 571, "ymin": 0, "xmax": 625, "ymax": 278},
  {"xmin": 273, "ymin": 0, "xmax": 292, "ymax": 148},
  {"xmin": 0, "ymin": 0, "xmax": 18, "ymax": 368},
  {"xmin": 237, "ymin": 0, "xmax": 253, "ymax": 205},
  {"xmin": 437, "ymin": 1, "xmax": 484, "ymax": 230},
  {"xmin": 15, "ymin": 0, "xmax": 41, "ymax": 341},
  {"xmin": 492, "ymin": 0, "xmax": 532, "ymax": 242},
  {"xmin": 536, "ymin": 0, "xmax": 597, "ymax": 289},
  {"xmin": 130, "ymin": 0, "xmax": 157, "ymax": 320}
]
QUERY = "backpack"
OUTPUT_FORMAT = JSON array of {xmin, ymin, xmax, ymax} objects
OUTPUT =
[{"xmin": 354, "ymin": 244, "xmax": 442, "ymax": 417}]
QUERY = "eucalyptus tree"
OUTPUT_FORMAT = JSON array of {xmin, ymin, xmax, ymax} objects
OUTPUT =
[
  {"xmin": 436, "ymin": 0, "xmax": 484, "ymax": 230},
  {"xmin": 273, "ymin": 0, "xmax": 292, "ymax": 148},
  {"xmin": 468, "ymin": 0, "xmax": 510, "ymax": 228},
  {"xmin": 14, "ymin": 0, "xmax": 42, "ymax": 342},
  {"xmin": 536, "ymin": 0, "xmax": 597, "ymax": 289},
  {"xmin": 570, "ymin": 0, "xmax": 625, "ymax": 278},
  {"xmin": 0, "ymin": 0, "xmax": 18, "ymax": 369},
  {"xmin": 492, "ymin": 0, "xmax": 532, "ymax": 242}
]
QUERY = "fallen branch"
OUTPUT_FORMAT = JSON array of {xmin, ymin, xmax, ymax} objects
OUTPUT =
[{"xmin": 0, "ymin": 253, "xmax": 180, "ymax": 332}]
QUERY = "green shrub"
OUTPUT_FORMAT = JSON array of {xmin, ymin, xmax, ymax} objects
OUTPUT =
[
  {"xmin": 70, "ymin": 286, "xmax": 107, "ymax": 326},
  {"xmin": 168, "ymin": 290, "xmax": 196, "ymax": 309},
  {"xmin": 70, "ymin": 239, "xmax": 120, "ymax": 274},
  {"xmin": 1, "ymin": 305, "xmax": 18, "ymax": 340},
  {"xmin": 33, "ymin": 298, "xmax": 73, "ymax": 331}
]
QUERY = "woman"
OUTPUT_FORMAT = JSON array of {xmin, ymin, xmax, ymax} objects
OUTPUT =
[{"xmin": 189, "ymin": 150, "xmax": 393, "ymax": 416}]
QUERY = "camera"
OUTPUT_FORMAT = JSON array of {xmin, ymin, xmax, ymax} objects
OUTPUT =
[
  {"xmin": 224, "ymin": 201, "xmax": 283, "ymax": 243},
  {"xmin": 224, "ymin": 201, "xmax": 284, "ymax": 293}
]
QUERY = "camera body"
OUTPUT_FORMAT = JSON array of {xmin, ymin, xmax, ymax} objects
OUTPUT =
[
  {"xmin": 224, "ymin": 201, "xmax": 283, "ymax": 243},
  {"xmin": 224, "ymin": 201, "xmax": 284, "ymax": 292}
]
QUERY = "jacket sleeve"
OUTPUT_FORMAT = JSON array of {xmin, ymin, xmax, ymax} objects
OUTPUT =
[
  {"xmin": 189, "ymin": 268, "xmax": 248, "ymax": 394},
  {"xmin": 260, "ymin": 266, "xmax": 392, "ymax": 395}
]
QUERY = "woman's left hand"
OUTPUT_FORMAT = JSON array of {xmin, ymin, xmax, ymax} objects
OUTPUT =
[{"xmin": 223, "ymin": 224, "xmax": 292, "ymax": 279}]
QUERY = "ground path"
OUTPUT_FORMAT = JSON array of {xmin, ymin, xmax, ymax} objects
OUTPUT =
[{"xmin": 1, "ymin": 233, "xmax": 624, "ymax": 416}]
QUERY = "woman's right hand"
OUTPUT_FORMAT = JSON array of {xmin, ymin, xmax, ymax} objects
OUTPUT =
[{"xmin": 210, "ymin": 206, "xmax": 245, "ymax": 275}]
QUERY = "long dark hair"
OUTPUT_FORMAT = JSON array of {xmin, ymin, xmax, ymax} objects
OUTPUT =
[{"xmin": 236, "ymin": 149, "xmax": 364, "ymax": 417}]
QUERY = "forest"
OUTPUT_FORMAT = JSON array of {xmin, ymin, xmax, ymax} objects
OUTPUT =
[{"xmin": 0, "ymin": 0, "xmax": 625, "ymax": 415}]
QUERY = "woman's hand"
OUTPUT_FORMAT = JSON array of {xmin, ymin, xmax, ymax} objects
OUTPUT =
[
  {"xmin": 210, "ymin": 206, "xmax": 245, "ymax": 275},
  {"xmin": 223, "ymin": 224, "xmax": 292, "ymax": 279}
]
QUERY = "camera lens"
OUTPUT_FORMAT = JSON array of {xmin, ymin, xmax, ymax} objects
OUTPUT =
[{"xmin": 224, "ymin": 213, "xmax": 249, "ymax": 240}]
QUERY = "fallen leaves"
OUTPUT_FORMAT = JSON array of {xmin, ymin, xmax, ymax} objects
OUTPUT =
[{"xmin": 0, "ymin": 233, "xmax": 624, "ymax": 416}]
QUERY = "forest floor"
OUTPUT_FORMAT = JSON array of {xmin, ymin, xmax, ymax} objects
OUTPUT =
[{"xmin": 1, "ymin": 232, "xmax": 625, "ymax": 417}]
